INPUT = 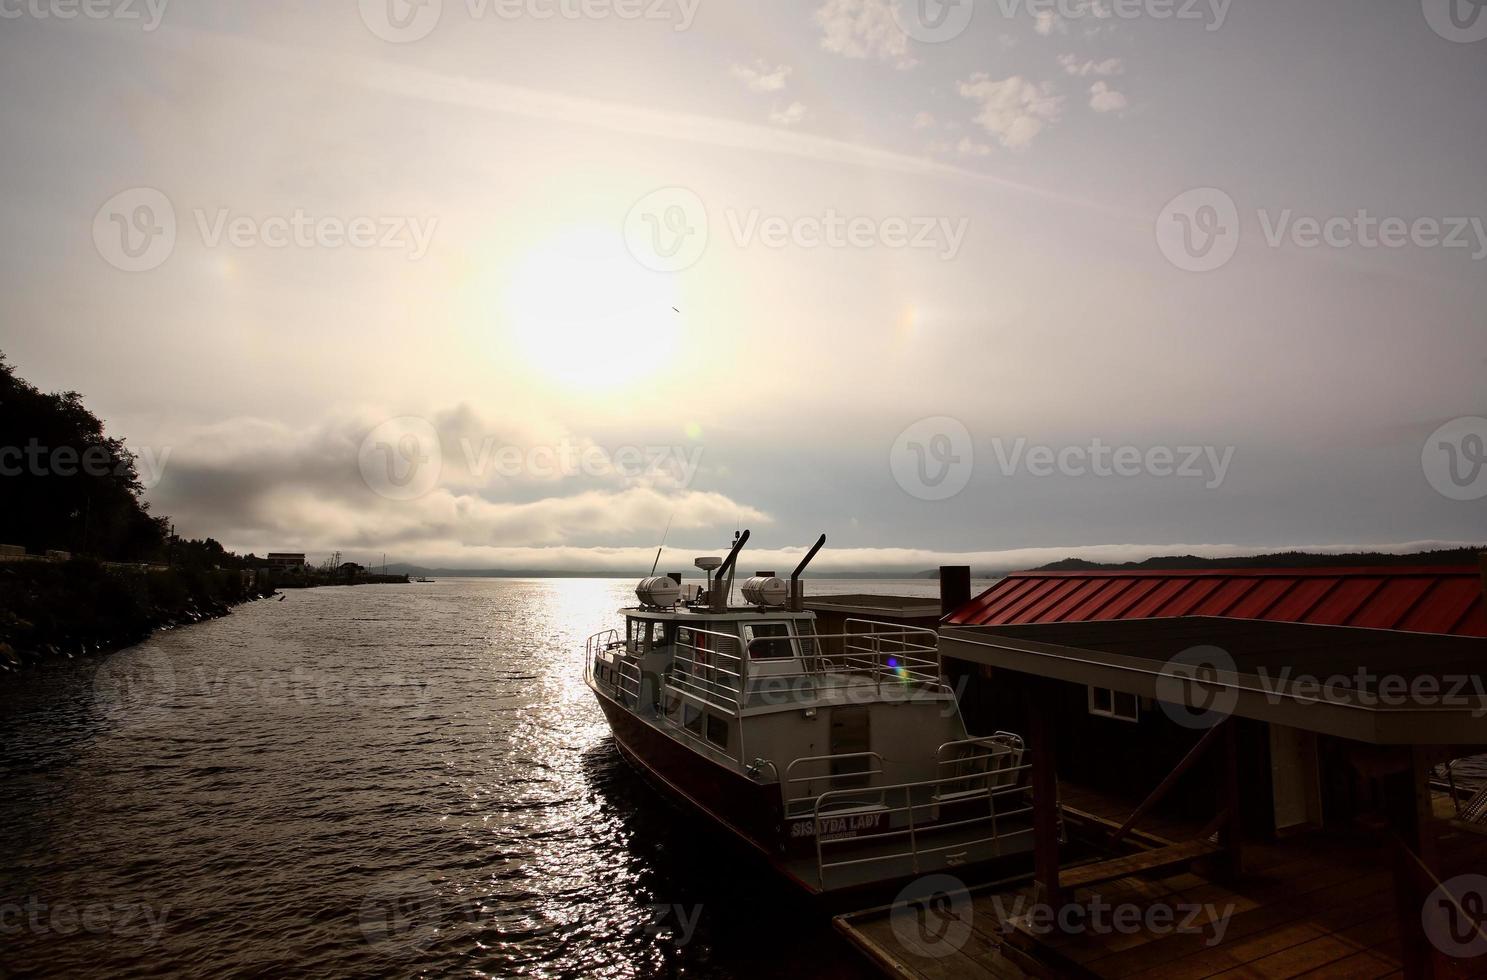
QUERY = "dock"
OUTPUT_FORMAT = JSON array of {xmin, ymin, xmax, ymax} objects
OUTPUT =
[{"xmin": 836, "ymin": 786, "xmax": 1487, "ymax": 979}]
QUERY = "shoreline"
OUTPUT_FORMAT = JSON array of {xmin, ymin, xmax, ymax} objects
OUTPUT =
[{"xmin": 0, "ymin": 561, "xmax": 404, "ymax": 675}]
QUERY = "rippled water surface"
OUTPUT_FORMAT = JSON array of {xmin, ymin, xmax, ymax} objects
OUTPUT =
[
  {"xmin": 4, "ymin": 577, "xmax": 1481, "ymax": 978},
  {"xmin": 0, "ymin": 578, "xmax": 945, "ymax": 979}
]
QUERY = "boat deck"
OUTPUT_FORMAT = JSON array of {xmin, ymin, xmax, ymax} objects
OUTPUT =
[{"xmin": 835, "ymin": 786, "xmax": 1487, "ymax": 979}]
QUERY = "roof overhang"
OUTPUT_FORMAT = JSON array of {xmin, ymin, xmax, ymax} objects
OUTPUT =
[{"xmin": 940, "ymin": 616, "xmax": 1487, "ymax": 746}]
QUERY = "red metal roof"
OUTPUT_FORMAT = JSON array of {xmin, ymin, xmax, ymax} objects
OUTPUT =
[{"xmin": 945, "ymin": 567, "xmax": 1487, "ymax": 637}]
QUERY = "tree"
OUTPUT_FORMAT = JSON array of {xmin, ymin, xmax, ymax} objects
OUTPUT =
[{"xmin": 0, "ymin": 351, "xmax": 169, "ymax": 560}]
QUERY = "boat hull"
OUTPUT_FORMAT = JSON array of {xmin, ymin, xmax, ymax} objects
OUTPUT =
[
  {"xmin": 589, "ymin": 683, "xmax": 790, "ymax": 863},
  {"xmin": 588, "ymin": 680, "xmax": 1037, "ymax": 900}
]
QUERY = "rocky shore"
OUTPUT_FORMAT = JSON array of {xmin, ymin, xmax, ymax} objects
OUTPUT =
[{"xmin": 0, "ymin": 559, "xmax": 276, "ymax": 673}]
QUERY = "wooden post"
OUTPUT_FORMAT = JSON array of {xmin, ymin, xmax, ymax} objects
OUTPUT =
[
  {"xmin": 1218, "ymin": 718, "xmax": 1244, "ymax": 879},
  {"xmin": 1385, "ymin": 746, "xmax": 1441, "ymax": 980},
  {"xmin": 1024, "ymin": 676, "xmax": 1063, "ymax": 908}
]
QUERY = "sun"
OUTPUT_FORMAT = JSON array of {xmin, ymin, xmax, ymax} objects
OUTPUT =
[{"xmin": 505, "ymin": 227, "xmax": 682, "ymax": 390}]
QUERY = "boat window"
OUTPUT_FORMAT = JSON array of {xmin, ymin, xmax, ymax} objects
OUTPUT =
[
  {"xmin": 746, "ymin": 622, "xmax": 795, "ymax": 659},
  {"xmin": 705, "ymin": 714, "xmax": 729, "ymax": 749},
  {"xmin": 683, "ymin": 703, "xmax": 704, "ymax": 735},
  {"xmin": 1088, "ymin": 686, "xmax": 1140, "ymax": 723}
]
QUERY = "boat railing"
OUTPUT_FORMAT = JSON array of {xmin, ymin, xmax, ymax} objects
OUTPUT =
[
  {"xmin": 741, "ymin": 620, "xmax": 946, "ymax": 700},
  {"xmin": 665, "ymin": 626, "xmax": 746, "ymax": 713},
  {"xmin": 782, "ymin": 752, "xmax": 887, "ymax": 816},
  {"xmin": 935, "ymin": 733, "xmax": 1026, "ymax": 795},
  {"xmin": 810, "ymin": 758, "xmax": 1036, "ymax": 889},
  {"xmin": 585, "ymin": 628, "xmax": 622, "ymax": 661},
  {"xmin": 616, "ymin": 658, "xmax": 644, "ymax": 709}
]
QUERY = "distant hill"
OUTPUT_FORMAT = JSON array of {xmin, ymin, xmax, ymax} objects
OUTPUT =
[{"xmin": 1031, "ymin": 547, "xmax": 1485, "ymax": 573}]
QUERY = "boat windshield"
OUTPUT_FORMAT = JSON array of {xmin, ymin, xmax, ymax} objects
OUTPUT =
[{"xmin": 747, "ymin": 622, "xmax": 795, "ymax": 659}]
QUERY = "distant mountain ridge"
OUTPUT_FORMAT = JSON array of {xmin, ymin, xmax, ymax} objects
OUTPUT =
[{"xmin": 1029, "ymin": 547, "xmax": 1484, "ymax": 573}]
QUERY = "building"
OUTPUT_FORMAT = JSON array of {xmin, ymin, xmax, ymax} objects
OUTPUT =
[
  {"xmin": 921, "ymin": 559, "xmax": 1487, "ymax": 979},
  {"xmin": 265, "ymin": 553, "xmax": 307, "ymax": 570}
]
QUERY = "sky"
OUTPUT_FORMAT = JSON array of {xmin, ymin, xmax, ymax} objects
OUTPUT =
[{"xmin": 1, "ymin": 0, "xmax": 1484, "ymax": 573}]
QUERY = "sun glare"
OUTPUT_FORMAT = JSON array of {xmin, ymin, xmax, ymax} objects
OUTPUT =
[{"xmin": 505, "ymin": 227, "xmax": 682, "ymax": 390}]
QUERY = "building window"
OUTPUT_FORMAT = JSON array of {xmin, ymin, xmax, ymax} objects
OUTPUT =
[
  {"xmin": 1088, "ymin": 687, "xmax": 1140, "ymax": 722},
  {"xmin": 705, "ymin": 714, "xmax": 729, "ymax": 749}
]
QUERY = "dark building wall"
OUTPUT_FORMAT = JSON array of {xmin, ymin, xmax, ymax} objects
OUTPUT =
[{"xmin": 952, "ymin": 661, "xmax": 1277, "ymax": 838}]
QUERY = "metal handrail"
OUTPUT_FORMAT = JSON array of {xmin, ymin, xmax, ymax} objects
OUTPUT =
[
  {"xmin": 808, "ymin": 762, "xmax": 1035, "ymax": 888},
  {"xmin": 783, "ymin": 752, "xmax": 886, "ymax": 814},
  {"xmin": 617, "ymin": 659, "xmax": 644, "ymax": 709}
]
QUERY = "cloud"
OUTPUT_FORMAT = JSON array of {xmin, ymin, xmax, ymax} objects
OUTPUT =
[
  {"xmin": 912, "ymin": 110, "xmax": 936, "ymax": 130},
  {"xmin": 1089, "ymin": 80, "xmax": 1129, "ymax": 113},
  {"xmin": 815, "ymin": 0, "xmax": 916, "ymax": 70},
  {"xmin": 1034, "ymin": 10, "xmax": 1064, "ymax": 34},
  {"xmin": 1058, "ymin": 54, "xmax": 1124, "ymax": 76},
  {"xmin": 958, "ymin": 73, "xmax": 1066, "ymax": 149},
  {"xmin": 144, "ymin": 409, "xmax": 771, "ymax": 565},
  {"xmin": 769, "ymin": 101, "xmax": 809, "ymax": 126},
  {"xmin": 957, "ymin": 137, "xmax": 994, "ymax": 156},
  {"xmin": 730, "ymin": 60, "xmax": 793, "ymax": 93}
]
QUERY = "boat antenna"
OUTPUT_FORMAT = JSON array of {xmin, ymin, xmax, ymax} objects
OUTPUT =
[{"xmin": 648, "ymin": 514, "xmax": 674, "ymax": 576}]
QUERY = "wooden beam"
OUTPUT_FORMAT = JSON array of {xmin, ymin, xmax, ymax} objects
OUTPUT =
[
  {"xmin": 1024, "ymin": 677, "xmax": 1062, "ymax": 907},
  {"xmin": 1386, "ymin": 746, "xmax": 1442, "ymax": 980},
  {"xmin": 1059, "ymin": 838, "xmax": 1225, "ymax": 890},
  {"xmin": 1218, "ymin": 717, "xmax": 1244, "ymax": 878},
  {"xmin": 1108, "ymin": 719, "xmax": 1230, "ymax": 849}
]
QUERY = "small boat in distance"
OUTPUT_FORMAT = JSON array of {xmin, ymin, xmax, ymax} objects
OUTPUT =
[
  {"xmin": 584, "ymin": 530, "xmax": 1036, "ymax": 896},
  {"xmin": 414, "ymin": 576, "xmax": 434, "ymax": 583}
]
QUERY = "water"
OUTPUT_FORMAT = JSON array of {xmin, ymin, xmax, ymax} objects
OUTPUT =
[
  {"xmin": 0, "ymin": 578, "xmax": 938, "ymax": 979},
  {"xmin": 3, "ymin": 577, "xmax": 1481, "ymax": 978}
]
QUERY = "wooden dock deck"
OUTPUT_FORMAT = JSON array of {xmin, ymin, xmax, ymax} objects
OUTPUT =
[{"xmin": 835, "ymin": 792, "xmax": 1487, "ymax": 979}]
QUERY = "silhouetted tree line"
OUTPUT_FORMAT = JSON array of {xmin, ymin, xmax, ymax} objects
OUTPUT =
[{"xmin": 0, "ymin": 351, "xmax": 258, "ymax": 567}]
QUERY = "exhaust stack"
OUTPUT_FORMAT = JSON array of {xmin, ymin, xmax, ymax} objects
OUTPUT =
[
  {"xmin": 789, "ymin": 534, "xmax": 827, "ymax": 612},
  {"xmin": 710, "ymin": 529, "xmax": 751, "ymax": 612}
]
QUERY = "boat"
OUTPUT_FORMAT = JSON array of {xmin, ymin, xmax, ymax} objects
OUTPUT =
[{"xmin": 583, "ymin": 529, "xmax": 1037, "ymax": 896}]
